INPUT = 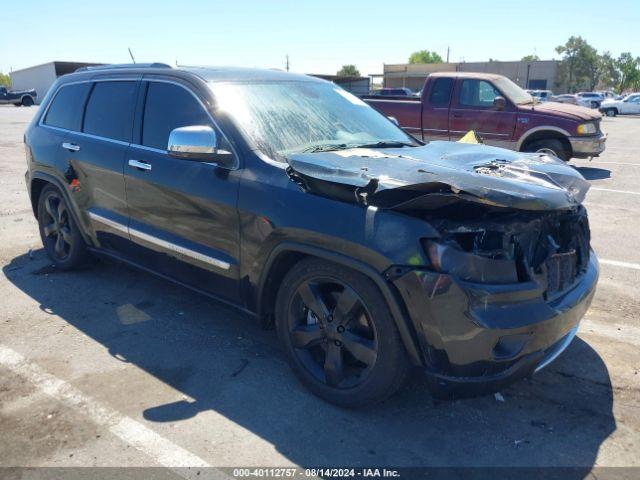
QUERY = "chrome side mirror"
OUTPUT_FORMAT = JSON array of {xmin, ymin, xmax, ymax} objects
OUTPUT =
[
  {"xmin": 168, "ymin": 125, "xmax": 233, "ymax": 167},
  {"xmin": 388, "ymin": 116, "xmax": 400, "ymax": 126}
]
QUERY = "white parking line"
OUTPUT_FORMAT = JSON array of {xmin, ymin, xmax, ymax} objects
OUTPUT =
[
  {"xmin": 599, "ymin": 259, "xmax": 640, "ymax": 271},
  {"xmin": 590, "ymin": 187, "xmax": 640, "ymax": 196},
  {"xmin": 0, "ymin": 345, "xmax": 228, "ymax": 480}
]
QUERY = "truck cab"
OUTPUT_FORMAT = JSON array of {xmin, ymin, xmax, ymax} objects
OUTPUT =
[{"xmin": 364, "ymin": 72, "xmax": 607, "ymax": 161}]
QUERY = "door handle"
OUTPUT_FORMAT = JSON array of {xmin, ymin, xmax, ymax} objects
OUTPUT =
[
  {"xmin": 62, "ymin": 142, "xmax": 80, "ymax": 152},
  {"xmin": 128, "ymin": 159, "xmax": 152, "ymax": 171},
  {"xmin": 452, "ymin": 113, "xmax": 463, "ymax": 118}
]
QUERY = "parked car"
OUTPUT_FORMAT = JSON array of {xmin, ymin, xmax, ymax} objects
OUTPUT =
[
  {"xmin": 527, "ymin": 89, "xmax": 554, "ymax": 102},
  {"xmin": 24, "ymin": 64, "xmax": 598, "ymax": 406},
  {"xmin": 369, "ymin": 87, "xmax": 413, "ymax": 96},
  {"xmin": 0, "ymin": 86, "xmax": 37, "ymax": 106},
  {"xmin": 363, "ymin": 72, "xmax": 606, "ymax": 161},
  {"xmin": 576, "ymin": 92, "xmax": 603, "ymax": 109},
  {"xmin": 599, "ymin": 93, "xmax": 640, "ymax": 116},
  {"xmin": 551, "ymin": 94, "xmax": 578, "ymax": 105}
]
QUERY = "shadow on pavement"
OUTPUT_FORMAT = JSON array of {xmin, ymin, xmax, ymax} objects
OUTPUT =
[
  {"xmin": 3, "ymin": 250, "xmax": 616, "ymax": 473},
  {"xmin": 574, "ymin": 166, "xmax": 611, "ymax": 180}
]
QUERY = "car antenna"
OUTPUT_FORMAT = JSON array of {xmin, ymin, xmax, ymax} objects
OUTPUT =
[{"xmin": 128, "ymin": 48, "xmax": 136, "ymax": 64}]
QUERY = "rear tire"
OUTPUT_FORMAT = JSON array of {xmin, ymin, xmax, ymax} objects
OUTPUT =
[
  {"xmin": 21, "ymin": 96, "xmax": 34, "ymax": 107},
  {"xmin": 275, "ymin": 258, "xmax": 411, "ymax": 407},
  {"xmin": 523, "ymin": 138, "xmax": 569, "ymax": 162},
  {"xmin": 37, "ymin": 184, "xmax": 89, "ymax": 270}
]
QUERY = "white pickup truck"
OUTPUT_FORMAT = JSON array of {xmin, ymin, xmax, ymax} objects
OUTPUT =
[{"xmin": 599, "ymin": 93, "xmax": 640, "ymax": 116}]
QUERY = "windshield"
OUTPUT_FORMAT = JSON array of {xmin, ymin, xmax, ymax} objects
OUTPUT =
[
  {"xmin": 210, "ymin": 81, "xmax": 416, "ymax": 161},
  {"xmin": 493, "ymin": 77, "xmax": 534, "ymax": 105}
]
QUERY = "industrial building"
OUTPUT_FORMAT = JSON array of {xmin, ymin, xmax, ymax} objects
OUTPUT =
[
  {"xmin": 373, "ymin": 60, "xmax": 565, "ymax": 94},
  {"xmin": 9, "ymin": 62, "xmax": 101, "ymax": 104}
]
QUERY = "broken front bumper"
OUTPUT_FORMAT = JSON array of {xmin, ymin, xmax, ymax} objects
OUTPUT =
[
  {"xmin": 392, "ymin": 253, "xmax": 599, "ymax": 398},
  {"xmin": 569, "ymin": 133, "xmax": 607, "ymax": 158}
]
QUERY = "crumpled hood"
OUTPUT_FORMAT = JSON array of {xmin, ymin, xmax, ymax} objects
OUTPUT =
[
  {"xmin": 518, "ymin": 101, "xmax": 600, "ymax": 121},
  {"xmin": 286, "ymin": 141, "xmax": 590, "ymax": 211}
]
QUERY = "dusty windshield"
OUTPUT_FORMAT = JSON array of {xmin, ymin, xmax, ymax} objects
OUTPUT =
[
  {"xmin": 210, "ymin": 81, "xmax": 417, "ymax": 162},
  {"xmin": 494, "ymin": 77, "xmax": 534, "ymax": 105}
]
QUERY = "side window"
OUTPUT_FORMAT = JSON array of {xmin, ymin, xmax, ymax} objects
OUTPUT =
[
  {"xmin": 459, "ymin": 80, "xmax": 501, "ymax": 108},
  {"xmin": 429, "ymin": 78, "xmax": 453, "ymax": 107},
  {"xmin": 44, "ymin": 83, "xmax": 92, "ymax": 131},
  {"xmin": 83, "ymin": 81, "xmax": 138, "ymax": 142},
  {"xmin": 142, "ymin": 82, "xmax": 212, "ymax": 150}
]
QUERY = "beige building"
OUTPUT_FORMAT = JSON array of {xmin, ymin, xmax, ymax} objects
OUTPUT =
[{"xmin": 376, "ymin": 60, "xmax": 566, "ymax": 94}]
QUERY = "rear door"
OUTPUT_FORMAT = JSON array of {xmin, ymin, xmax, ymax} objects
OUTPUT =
[
  {"xmin": 123, "ymin": 79, "xmax": 242, "ymax": 302},
  {"xmin": 46, "ymin": 79, "xmax": 138, "ymax": 251},
  {"xmin": 449, "ymin": 78, "xmax": 517, "ymax": 148},
  {"xmin": 421, "ymin": 77, "xmax": 453, "ymax": 142},
  {"xmin": 66, "ymin": 79, "xmax": 139, "ymax": 250}
]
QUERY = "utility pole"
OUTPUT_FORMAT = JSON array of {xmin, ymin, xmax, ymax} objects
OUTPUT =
[
  {"xmin": 285, "ymin": 54, "xmax": 290, "ymax": 72},
  {"xmin": 446, "ymin": 46, "xmax": 450, "ymax": 63}
]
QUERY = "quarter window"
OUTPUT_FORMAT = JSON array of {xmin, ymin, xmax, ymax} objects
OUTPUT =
[
  {"xmin": 429, "ymin": 78, "xmax": 453, "ymax": 107},
  {"xmin": 44, "ymin": 83, "xmax": 92, "ymax": 131},
  {"xmin": 83, "ymin": 81, "xmax": 138, "ymax": 142},
  {"xmin": 459, "ymin": 80, "xmax": 501, "ymax": 108},
  {"xmin": 142, "ymin": 82, "xmax": 212, "ymax": 150}
]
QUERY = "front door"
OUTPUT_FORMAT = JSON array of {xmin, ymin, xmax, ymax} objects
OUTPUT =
[
  {"xmin": 123, "ymin": 79, "xmax": 241, "ymax": 303},
  {"xmin": 449, "ymin": 78, "xmax": 517, "ymax": 149}
]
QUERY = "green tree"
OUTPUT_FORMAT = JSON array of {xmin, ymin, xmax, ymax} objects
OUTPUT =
[
  {"xmin": 336, "ymin": 65, "xmax": 360, "ymax": 77},
  {"xmin": 0, "ymin": 72, "xmax": 10, "ymax": 88},
  {"xmin": 408, "ymin": 50, "xmax": 443, "ymax": 64},
  {"xmin": 616, "ymin": 53, "xmax": 640, "ymax": 92},
  {"xmin": 555, "ymin": 36, "xmax": 599, "ymax": 92},
  {"xmin": 521, "ymin": 54, "xmax": 540, "ymax": 62},
  {"xmin": 597, "ymin": 51, "xmax": 620, "ymax": 89}
]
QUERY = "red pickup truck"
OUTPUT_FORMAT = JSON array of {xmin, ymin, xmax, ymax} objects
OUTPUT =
[{"xmin": 363, "ymin": 72, "xmax": 606, "ymax": 161}]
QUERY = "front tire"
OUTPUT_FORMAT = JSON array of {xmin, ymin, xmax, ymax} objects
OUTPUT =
[
  {"xmin": 605, "ymin": 108, "xmax": 617, "ymax": 117},
  {"xmin": 21, "ymin": 96, "xmax": 34, "ymax": 107},
  {"xmin": 523, "ymin": 138, "xmax": 569, "ymax": 162},
  {"xmin": 37, "ymin": 185, "xmax": 89, "ymax": 270},
  {"xmin": 275, "ymin": 258, "xmax": 411, "ymax": 407}
]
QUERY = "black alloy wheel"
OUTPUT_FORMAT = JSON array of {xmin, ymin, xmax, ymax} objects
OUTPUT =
[
  {"xmin": 37, "ymin": 185, "xmax": 88, "ymax": 269},
  {"xmin": 287, "ymin": 276, "xmax": 378, "ymax": 389},
  {"xmin": 276, "ymin": 259, "xmax": 410, "ymax": 407}
]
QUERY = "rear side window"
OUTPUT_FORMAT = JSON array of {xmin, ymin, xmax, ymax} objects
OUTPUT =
[
  {"xmin": 142, "ymin": 82, "xmax": 211, "ymax": 150},
  {"xmin": 429, "ymin": 78, "xmax": 453, "ymax": 107},
  {"xmin": 83, "ymin": 81, "xmax": 138, "ymax": 142},
  {"xmin": 44, "ymin": 83, "xmax": 92, "ymax": 131}
]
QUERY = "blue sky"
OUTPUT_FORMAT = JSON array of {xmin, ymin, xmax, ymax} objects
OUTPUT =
[{"xmin": 1, "ymin": 0, "xmax": 638, "ymax": 76}]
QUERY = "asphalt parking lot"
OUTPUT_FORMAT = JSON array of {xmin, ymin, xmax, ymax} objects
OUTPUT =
[{"xmin": 0, "ymin": 105, "xmax": 639, "ymax": 477}]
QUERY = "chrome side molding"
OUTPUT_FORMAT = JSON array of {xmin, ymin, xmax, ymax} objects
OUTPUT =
[{"xmin": 88, "ymin": 211, "xmax": 230, "ymax": 271}]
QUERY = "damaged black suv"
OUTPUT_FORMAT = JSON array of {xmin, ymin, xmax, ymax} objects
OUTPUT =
[{"xmin": 24, "ymin": 64, "xmax": 598, "ymax": 407}]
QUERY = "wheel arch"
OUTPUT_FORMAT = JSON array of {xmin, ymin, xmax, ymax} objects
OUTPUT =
[
  {"xmin": 29, "ymin": 172, "xmax": 93, "ymax": 246},
  {"xmin": 518, "ymin": 127, "xmax": 572, "ymax": 158},
  {"xmin": 257, "ymin": 242, "xmax": 424, "ymax": 366}
]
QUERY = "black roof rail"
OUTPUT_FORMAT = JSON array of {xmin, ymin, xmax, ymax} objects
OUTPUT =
[{"xmin": 75, "ymin": 63, "xmax": 172, "ymax": 72}]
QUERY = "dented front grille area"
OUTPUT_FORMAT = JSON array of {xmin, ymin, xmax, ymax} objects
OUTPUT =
[{"xmin": 430, "ymin": 206, "xmax": 591, "ymax": 295}]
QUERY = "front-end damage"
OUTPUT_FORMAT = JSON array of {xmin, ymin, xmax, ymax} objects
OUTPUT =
[{"xmin": 286, "ymin": 141, "xmax": 599, "ymax": 396}]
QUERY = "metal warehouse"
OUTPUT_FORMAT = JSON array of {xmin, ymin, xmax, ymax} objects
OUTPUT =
[{"xmin": 9, "ymin": 61, "xmax": 101, "ymax": 104}]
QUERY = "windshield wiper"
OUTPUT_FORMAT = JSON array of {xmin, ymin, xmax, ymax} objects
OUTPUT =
[
  {"xmin": 352, "ymin": 140, "xmax": 415, "ymax": 149},
  {"xmin": 301, "ymin": 143, "xmax": 350, "ymax": 153}
]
